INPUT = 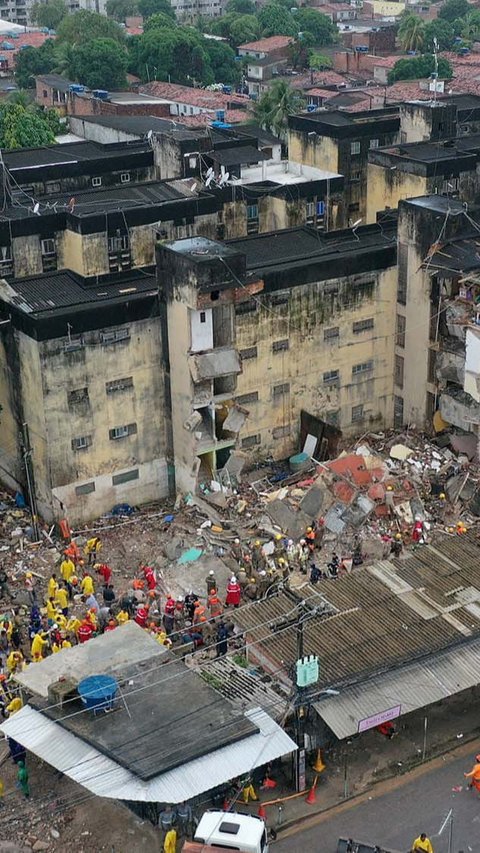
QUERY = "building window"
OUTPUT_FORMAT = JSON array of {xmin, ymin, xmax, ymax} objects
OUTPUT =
[
  {"xmin": 396, "ymin": 314, "xmax": 406, "ymax": 348},
  {"xmin": 350, "ymin": 141, "xmax": 361, "ymax": 155},
  {"xmin": 41, "ymin": 238, "xmax": 55, "ymax": 255},
  {"xmin": 352, "ymin": 404, "xmax": 364, "ymax": 423},
  {"xmin": 106, "ymin": 377, "xmax": 133, "ymax": 394},
  {"xmin": 241, "ymin": 434, "xmax": 261, "ymax": 448},
  {"xmin": 0, "ymin": 244, "xmax": 13, "ymax": 276},
  {"xmin": 442, "ymin": 177, "xmax": 459, "ymax": 194},
  {"xmin": 101, "ymin": 328, "xmax": 130, "ymax": 345},
  {"xmin": 348, "ymin": 203, "xmax": 360, "ymax": 213},
  {"xmin": 272, "ymin": 339, "xmax": 289, "ymax": 353},
  {"xmin": 68, "ymin": 387, "xmax": 89, "ymax": 405},
  {"xmin": 247, "ymin": 203, "xmax": 258, "ymax": 220},
  {"xmin": 236, "ymin": 391, "xmax": 258, "ymax": 404},
  {"xmin": 92, "ymin": 177, "xmax": 102, "ymax": 187},
  {"xmin": 247, "ymin": 203, "xmax": 259, "ymax": 234},
  {"xmin": 394, "ymin": 354, "xmax": 404, "ymax": 388},
  {"xmin": 273, "ymin": 424, "xmax": 291, "ymax": 439},
  {"xmin": 324, "ymin": 326, "xmax": 339, "ymax": 341},
  {"xmin": 270, "ymin": 293, "xmax": 289, "ymax": 307},
  {"xmin": 273, "ymin": 383, "xmax": 290, "ymax": 398},
  {"xmin": 41, "ymin": 237, "xmax": 57, "ymax": 272},
  {"xmin": 369, "ymin": 139, "xmax": 379, "ymax": 149},
  {"xmin": 45, "ymin": 181, "xmax": 61, "ymax": 194},
  {"xmin": 326, "ymin": 409, "xmax": 340, "ymax": 426},
  {"xmin": 108, "ymin": 233, "xmax": 129, "ymax": 252},
  {"xmin": 235, "ymin": 299, "xmax": 257, "ymax": 315},
  {"xmin": 112, "ymin": 469, "xmax": 139, "ymax": 485},
  {"xmin": 397, "ymin": 242, "xmax": 408, "ymax": 305},
  {"xmin": 323, "ymin": 369, "xmax": 339, "ymax": 387},
  {"xmin": 351, "ymin": 171, "xmax": 361, "ymax": 182},
  {"xmin": 109, "ymin": 423, "xmax": 137, "ymax": 440},
  {"xmin": 75, "ymin": 481, "xmax": 95, "ymax": 496},
  {"xmin": 200, "ymin": 311, "xmax": 206, "ymax": 323},
  {"xmin": 240, "ymin": 346, "xmax": 257, "ymax": 360},
  {"xmin": 64, "ymin": 335, "xmax": 84, "ymax": 353},
  {"xmin": 352, "ymin": 318, "xmax": 374, "ymax": 334},
  {"xmin": 394, "ymin": 395, "xmax": 404, "ymax": 429},
  {"xmin": 120, "ymin": 172, "xmax": 130, "ymax": 184},
  {"xmin": 71, "ymin": 435, "xmax": 91, "ymax": 451},
  {"xmin": 352, "ymin": 360, "xmax": 373, "ymax": 376}
]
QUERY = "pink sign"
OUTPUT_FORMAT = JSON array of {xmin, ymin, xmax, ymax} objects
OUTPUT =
[{"xmin": 357, "ymin": 705, "xmax": 402, "ymax": 733}]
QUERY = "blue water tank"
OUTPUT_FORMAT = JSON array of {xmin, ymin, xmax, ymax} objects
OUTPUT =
[
  {"xmin": 69, "ymin": 83, "xmax": 85, "ymax": 93},
  {"xmin": 92, "ymin": 89, "xmax": 109, "ymax": 100},
  {"xmin": 78, "ymin": 675, "xmax": 118, "ymax": 713},
  {"xmin": 215, "ymin": 109, "xmax": 225, "ymax": 122}
]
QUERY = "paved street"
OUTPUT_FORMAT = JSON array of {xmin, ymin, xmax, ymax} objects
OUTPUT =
[{"xmin": 274, "ymin": 748, "xmax": 480, "ymax": 852}]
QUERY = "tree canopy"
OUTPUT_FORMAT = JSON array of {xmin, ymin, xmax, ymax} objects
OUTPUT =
[
  {"xmin": 387, "ymin": 54, "xmax": 453, "ymax": 83},
  {"xmin": 225, "ymin": 0, "xmax": 256, "ymax": 13},
  {"xmin": 137, "ymin": 0, "xmax": 175, "ymax": 19},
  {"xmin": 397, "ymin": 14, "xmax": 425, "ymax": 51},
  {"xmin": 14, "ymin": 39, "xmax": 57, "ymax": 88},
  {"xmin": 133, "ymin": 26, "xmax": 213, "ymax": 84},
  {"xmin": 56, "ymin": 10, "xmax": 126, "ymax": 45},
  {"xmin": 254, "ymin": 79, "xmax": 305, "ymax": 136},
  {"xmin": 69, "ymin": 37, "xmax": 128, "ymax": 89},
  {"xmin": 257, "ymin": 3, "xmax": 297, "ymax": 37},
  {"xmin": 423, "ymin": 19, "xmax": 455, "ymax": 52},
  {"xmin": 30, "ymin": 0, "xmax": 67, "ymax": 30},
  {"xmin": 105, "ymin": 0, "xmax": 140, "ymax": 21},
  {"xmin": 203, "ymin": 38, "xmax": 240, "ymax": 85},
  {"xmin": 0, "ymin": 103, "xmax": 57, "ymax": 149},
  {"xmin": 143, "ymin": 10, "xmax": 177, "ymax": 30},
  {"xmin": 294, "ymin": 8, "xmax": 337, "ymax": 45},
  {"xmin": 438, "ymin": 0, "xmax": 470, "ymax": 21}
]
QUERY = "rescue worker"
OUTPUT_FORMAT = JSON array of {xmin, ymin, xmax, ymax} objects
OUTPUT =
[
  {"xmin": 208, "ymin": 588, "xmax": 223, "ymax": 618},
  {"xmin": 81, "ymin": 573, "xmax": 95, "ymax": 597},
  {"xmin": 277, "ymin": 557, "xmax": 288, "ymax": 580},
  {"xmin": 464, "ymin": 753, "xmax": 480, "ymax": 792},
  {"xmin": 226, "ymin": 576, "xmax": 241, "ymax": 608},
  {"xmin": 116, "ymin": 609, "xmax": 130, "ymax": 625},
  {"xmin": 216, "ymin": 620, "xmax": 228, "ymax": 658},
  {"xmin": 297, "ymin": 540, "xmax": 309, "ymax": 574},
  {"xmin": 231, "ymin": 538, "xmax": 243, "ymax": 563},
  {"xmin": 240, "ymin": 773, "xmax": 258, "ymax": 804},
  {"xmin": 193, "ymin": 600, "xmax": 207, "ymax": 627},
  {"xmin": 96, "ymin": 563, "xmax": 112, "ymax": 586},
  {"xmin": 55, "ymin": 583, "xmax": 69, "ymax": 617},
  {"xmin": 163, "ymin": 828, "xmax": 177, "ymax": 853},
  {"xmin": 286, "ymin": 539, "xmax": 296, "ymax": 571},
  {"xmin": 412, "ymin": 833, "xmax": 433, "ymax": 853},
  {"xmin": 184, "ymin": 591, "xmax": 197, "ymax": 622},
  {"xmin": 6, "ymin": 696, "xmax": 22, "ymax": 716},
  {"xmin": 47, "ymin": 573, "xmax": 58, "ymax": 600},
  {"xmin": 176, "ymin": 801, "xmax": 193, "ymax": 839},
  {"xmin": 24, "ymin": 572, "xmax": 36, "ymax": 606},
  {"xmin": 77, "ymin": 620, "xmax": 94, "ymax": 644},
  {"xmin": 164, "ymin": 595, "xmax": 175, "ymax": 634},
  {"xmin": 135, "ymin": 604, "xmax": 149, "ymax": 629},
  {"xmin": 6, "ymin": 650, "xmax": 24, "ymax": 676},
  {"xmin": 46, "ymin": 597, "xmax": 59, "ymax": 623},
  {"xmin": 251, "ymin": 541, "xmax": 264, "ymax": 572},
  {"xmin": 142, "ymin": 565, "xmax": 156, "ymax": 592},
  {"xmin": 60, "ymin": 554, "xmax": 76, "ymax": 597},
  {"xmin": 244, "ymin": 577, "xmax": 258, "ymax": 600},
  {"xmin": 30, "ymin": 631, "xmax": 49, "ymax": 661},
  {"xmin": 273, "ymin": 533, "xmax": 285, "ymax": 559},
  {"xmin": 205, "ymin": 570, "xmax": 217, "ymax": 596},
  {"xmin": 84, "ymin": 536, "xmax": 102, "ymax": 566},
  {"xmin": 305, "ymin": 526, "xmax": 316, "ymax": 553}
]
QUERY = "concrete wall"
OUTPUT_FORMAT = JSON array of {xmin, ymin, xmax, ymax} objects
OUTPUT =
[
  {"xmin": 288, "ymin": 130, "xmax": 339, "ymax": 174},
  {"xmin": 234, "ymin": 267, "xmax": 397, "ymax": 459},
  {"xmin": 366, "ymin": 164, "xmax": 427, "ymax": 223}
]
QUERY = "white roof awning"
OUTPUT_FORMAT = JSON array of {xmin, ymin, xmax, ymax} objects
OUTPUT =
[
  {"xmin": 0, "ymin": 706, "xmax": 296, "ymax": 803},
  {"xmin": 314, "ymin": 637, "xmax": 480, "ymax": 740}
]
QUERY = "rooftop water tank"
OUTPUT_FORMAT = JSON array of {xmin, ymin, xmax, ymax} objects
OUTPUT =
[
  {"xmin": 92, "ymin": 89, "xmax": 109, "ymax": 100},
  {"xmin": 78, "ymin": 675, "xmax": 118, "ymax": 713}
]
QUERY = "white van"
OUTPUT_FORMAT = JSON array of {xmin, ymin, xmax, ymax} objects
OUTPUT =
[{"xmin": 186, "ymin": 810, "xmax": 269, "ymax": 853}]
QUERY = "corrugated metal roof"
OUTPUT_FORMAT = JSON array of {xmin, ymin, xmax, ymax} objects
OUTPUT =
[
  {"xmin": 314, "ymin": 636, "xmax": 480, "ymax": 739},
  {"xmin": 14, "ymin": 622, "xmax": 167, "ymax": 698},
  {"xmin": 0, "ymin": 706, "xmax": 296, "ymax": 803},
  {"xmin": 198, "ymin": 658, "xmax": 289, "ymax": 720}
]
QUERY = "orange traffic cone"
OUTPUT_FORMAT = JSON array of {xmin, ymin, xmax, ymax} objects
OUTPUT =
[
  {"xmin": 223, "ymin": 798, "xmax": 230, "ymax": 811},
  {"xmin": 305, "ymin": 777, "xmax": 318, "ymax": 805},
  {"xmin": 313, "ymin": 748, "xmax": 326, "ymax": 773},
  {"xmin": 257, "ymin": 802, "xmax": 266, "ymax": 818}
]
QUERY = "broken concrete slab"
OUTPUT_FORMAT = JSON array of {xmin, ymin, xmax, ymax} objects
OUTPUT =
[
  {"xmin": 223, "ymin": 404, "xmax": 249, "ymax": 433},
  {"xmin": 299, "ymin": 485, "xmax": 327, "ymax": 519},
  {"xmin": 188, "ymin": 347, "xmax": 241, "ymax": 382},
  {"xmin": 390, "ymin": 444, "xmax": 414, "ymax": 461},
  {"xmin": 266, "ymin": 499, "xmax": 310, "ymax": 538}
]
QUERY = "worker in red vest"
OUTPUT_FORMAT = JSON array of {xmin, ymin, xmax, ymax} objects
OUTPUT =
[
  {"xmin": 135, "ymin": 604, "xmax": 149, "ymax": 629},
  {"xmin": 226, "ymin": 576, "xmax": 241, "ymax": 608},
  {"xmin": 142, "ymin": 565, "xmax": 156, "ymax": 591},
  {"xmin": 78, "ymin": 621, "xmax": 94, "ymax": 644},
  {"xmin": 164, "ymin": 595, "xmax": 175, "ymax": 634}
]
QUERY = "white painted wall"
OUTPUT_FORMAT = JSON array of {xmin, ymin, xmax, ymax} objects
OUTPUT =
[
  {"xmin": 464, "ymin": 326, "xmax": 480, "ymax": 402},
  {"xmin": 190, "ymin": 308, "xmax": 213, "ymax": 352}
]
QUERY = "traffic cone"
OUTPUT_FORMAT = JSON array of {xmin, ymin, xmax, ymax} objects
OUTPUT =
[
  {"xmin": 257, "ymin": 802, "xmax": 266, "ymax": 818},
  {"xmin": 313, "ymin": 748, "xmax": 326, "ymax": 773},
  {"xmin": 305, "ymin": 777, "xmax": 318, "ymax": 805},
  {"xmin": 223, "ymin": 798, "xmax": 230, "ymax": 811}
]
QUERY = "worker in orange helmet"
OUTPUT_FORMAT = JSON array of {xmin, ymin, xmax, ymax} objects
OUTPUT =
[
  {"xmin": 208, "ymin": 588, "xmax": 223, "ymax": 618},
  {"xmin": 464, "ymin": 754, "xmax": 480, "ymax": 793},
  {"xmin": 305, "ymin": 526, "xmax": 316, "ymax": 553},
  {"xmin": 193, "ymin": 600, "xmax": 207, "ymax": 625}
]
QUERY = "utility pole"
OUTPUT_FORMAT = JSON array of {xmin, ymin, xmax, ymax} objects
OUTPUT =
[
  {"xmin": 294, "ymin": 604, "xmax": 307, "ymax": 792},
  {"xmin": 21, "ymin": 422, "xmax": 39, "ymax": 542}
]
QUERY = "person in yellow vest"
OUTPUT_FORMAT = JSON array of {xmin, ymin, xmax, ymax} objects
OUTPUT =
[
  {"xmin": 81, "ymin": 574, "xmax": 94, "ymax": 596},
  {"xmin": 31, "ymin": 631, "xmax": 49, "ymax": 661},
  {"xmin": 163, "ymin": 828, "xmax": 177, "ymax": 853},
  {"xmin": 6, "ymin": 650, "xmax": 24, "ymax": 675},
  {"xmin": 412, "ymin": 833, "xmax": 434, "ymax": 853},
  {"xmin": 116, "ymin": 609, "xmax": 129, "ymax": 625},
  {"xmin": 66, "ymin": 615, "xmax": 81, "ymax": 637},
  {"xmin": 61, "ymin": 634, "xmax": 72, "ymax": 649},
  {"xmin": 55, "ymin": 612, "xmax": 68, "ymax": 630},
  {"xmin": 47, "ymin": 573, "xmax": 58, "ymax": 600},
  {"xmin": 60, "ymin": 555, "xmax": 75, "ymax": 599},
  {"xmin": 84, "ymin": 537, "xmax": 102, "ymax": 566},
  {"xmin": 55, "ymin": 584, "xmax": 69, "ymax": 616},
  {"xmin": 6, "ymin": 696, "xmax": 22, "ymax": 715}
]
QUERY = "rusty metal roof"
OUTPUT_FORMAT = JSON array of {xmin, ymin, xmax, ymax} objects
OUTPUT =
[{"xmin": 235, "ymin": 533, "xmax": 480, "ymax": 690}]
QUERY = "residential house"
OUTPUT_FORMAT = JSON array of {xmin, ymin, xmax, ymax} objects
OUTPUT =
[{"xmin": 237, "ymin": 36, "xmax": 295, "ymax": 97}]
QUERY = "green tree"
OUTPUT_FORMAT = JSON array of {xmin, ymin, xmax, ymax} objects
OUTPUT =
[
  {"xmin": 439, "ymin": 0, "xmax": 470, "ymax": 21},
  {"xmin": 143, "ymin": 10, "xmax": 177, "ymax": 30},
  {"xmin": 423, "ymin": 19, "xmax": 455, "ymax": 51},
  {"xmin": 204, "ymin": 38, "xmax": 239, "ymax": 84},
  {"xmin": 105, "ymin": 0, "xmax": 139, "ymax": 21},
  {"xmin": 0, "ymin": 103, "xmax": 56, "ymax": 149},
  {"xmin": 294, "ymin": 8, "xmax": 337, "ymax": 45},
  {"xmin": 133, "ymin": 26, "xmax": 213, "ymax": 84},
  {"xmin": 226, "ymin": 0, "xmax": 255, "ymax": 13},
  {"xmin": 258, "ymin": 2, "xmax": 297, "ymax": 37},
  {"xmin": 308, "ymin": 52, "xmax": 333, "ymax": 70},
  {"xmin": 14, "ymin": 39, "xmax": 57, "ymax": 88},
  {"xmin": 461, "ymin": 9, "xmax": 480, "ymax": 40},
  {"xmin": 229, "ymin": 13, "xmax": 261, "ymax": 45},
  {"xmin": 397, "ymin": 14, "xmax": 425, "ymax": 51},
  {"xmin": 70, "ymin": 38, "xmax": 128, "ymax": 88},
  {"xmin": 387, "ymin": 53, "xmax": 453, "ymax": 83},
  {"xmin": 56, "ymin": 10, "xmax": 126, "ymax": 45},
  {"xmin": 254, "ymin": 79, "xmax": 305, "ymax": 136},
  {"xmin": 289, "ymin": 33, "xmax": 314, "ymax": 69},
  {"xmin": 44, "ymin": 107, "xmax": 63, "ymax": 135},
  {"xmin": 137, "ymin": 0, "xmax": 175, "ymax": 19},
  {"xmin": 30, "ymin": 0, "xmax": 67, "ymax": 30}
]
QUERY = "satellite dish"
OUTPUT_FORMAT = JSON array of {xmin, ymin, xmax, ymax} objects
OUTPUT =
[
  {"xmin": 205, "ymin": 175, "xmax": 214, "ymax": 187},
  {"xmin": 219, "ymin": 171, "xmax": 230, "ymax": 186},
  {"xmin": 190, "ymin": 182, "xmax": 197, "ymax": 193},
  {"xmin": 206, "ymin": 167, "xmax": 214, "ymax": 179},
  {"xmin": 147, "ymin": 129, "xmax": 153, "ymax": 141},
  {"xmin": 33, "ymin": 202, "xmax": 40, "ymax": 215}
]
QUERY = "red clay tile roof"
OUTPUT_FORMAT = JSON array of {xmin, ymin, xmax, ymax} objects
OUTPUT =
[
  {"xmin": 290, "ymin": 70, "xmax": 348, "ymax": 89},
  {"xmin": 179, "ymin": 110, "xmax": 251, "ymax": 126},
  {"xmin": 140, "ymin": 81, "xmax": 250, "ymax": 109},
  {"xmin": 9, "ymin": 31, "xmax": 53, "ymax": 66},
  {"xmin": 238, "ymin": 36, "xmax": 294, "ymax": 52}
]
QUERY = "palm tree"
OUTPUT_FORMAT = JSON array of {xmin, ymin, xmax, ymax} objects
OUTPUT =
[
  {"xmin": 398, "ymin": 14, "xmax": 425, "ymax": 52},
  {"xmin": 254, "ymin": 81, "xmax": 306, "ymax": 139},
  {"xmin": 53, "ymin": 42, "xmax": 75, "ymax": 78}
]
